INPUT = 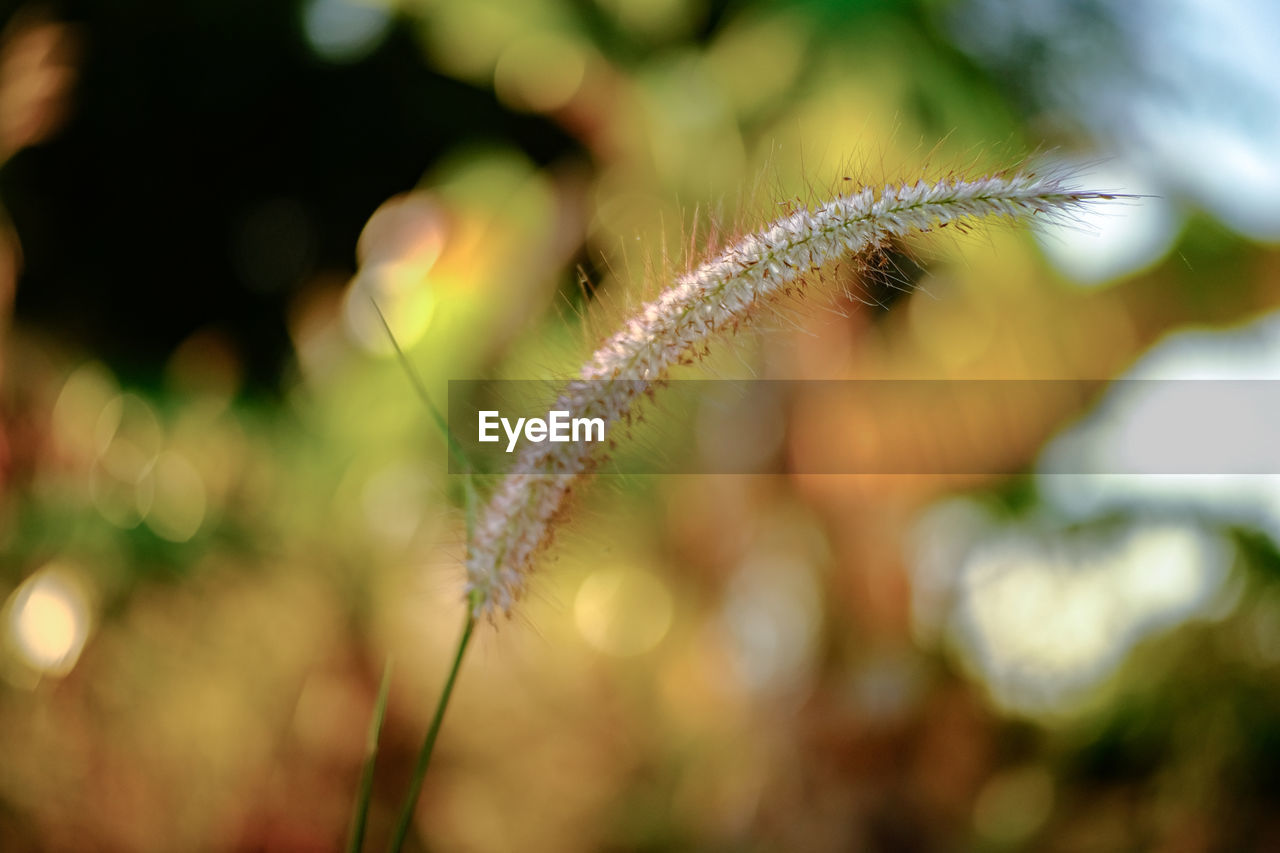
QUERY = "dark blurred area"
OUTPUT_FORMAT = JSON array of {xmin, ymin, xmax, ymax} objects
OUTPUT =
[{"xmin": 4, "ymin": 0, "xmax": 583, "ymax": 388}]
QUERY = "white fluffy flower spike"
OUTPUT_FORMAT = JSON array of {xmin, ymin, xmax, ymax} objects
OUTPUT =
[{"xmin": 466, "ymin": 170, "xmax": 1115, "ymax": 618}]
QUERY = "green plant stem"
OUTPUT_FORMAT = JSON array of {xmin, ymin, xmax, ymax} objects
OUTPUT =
[
  {"xmin": 386, "ymin": 607, "xmax": 477, "ymax": 853},
  {"xmin": 347, "ymin": 658, "xmax": 394, "ymax": 853},
  {"xmin": 366, "ymin": 295, "xmax": 472, "ymax": 475}
]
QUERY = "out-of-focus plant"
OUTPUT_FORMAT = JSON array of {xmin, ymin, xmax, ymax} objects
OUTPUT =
[{"xmin": 0, "ymin": 8, "xmax": 77, "ymax": 406}]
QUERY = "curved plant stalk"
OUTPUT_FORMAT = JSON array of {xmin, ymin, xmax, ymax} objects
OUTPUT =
[
  {"xmin": 465, "ymin": 170, "xmax": 1115, "ymax": 619},
  {"xmin": 365, "ymin": 168, "xmax": 1116, "ymax": 850}
]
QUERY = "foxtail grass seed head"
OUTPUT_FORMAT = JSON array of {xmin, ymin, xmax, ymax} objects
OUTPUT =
[{"xmin": 465, "ymin": 170, "xmax": 1117, "ymax": 619}]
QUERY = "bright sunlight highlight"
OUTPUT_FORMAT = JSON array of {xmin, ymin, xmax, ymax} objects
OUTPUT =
[{"xmin": 5, "ymin": 566, "xmax": 92, "ymax": 679}]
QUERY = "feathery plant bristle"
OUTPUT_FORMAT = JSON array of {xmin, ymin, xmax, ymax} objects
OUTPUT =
[{"xmin": 466, "ymin": 170, "xmax": 1115, "ymax": 619}]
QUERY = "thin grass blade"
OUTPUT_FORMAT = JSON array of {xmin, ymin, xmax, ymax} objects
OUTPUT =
[{"xmin": 347, "ymin": 657, "xmax": 394, "ymax": 853}]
